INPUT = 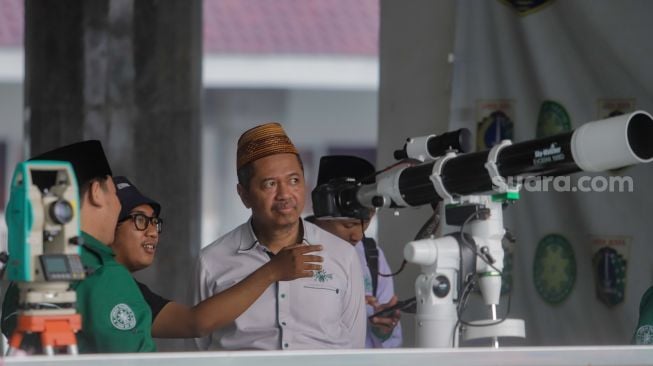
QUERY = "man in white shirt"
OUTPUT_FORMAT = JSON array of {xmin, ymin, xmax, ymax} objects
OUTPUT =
[{"xmin": 192, "ymin": 123, "xmax": 366, "ymax": 350}]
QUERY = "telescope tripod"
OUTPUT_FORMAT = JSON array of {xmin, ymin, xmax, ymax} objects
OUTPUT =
[
  {"xmin": 7, "ymin": 282, "xmax": 81, "ymax": 356},
  {"xmin": 9, "ymin": 313, "xmax": 81, "ymax": 355}
]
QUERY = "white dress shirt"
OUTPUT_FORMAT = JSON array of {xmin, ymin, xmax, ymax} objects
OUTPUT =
[
  {"xmin": 192, "ymin": 219, "xmax": 366, "ymax": 350},
  {"xmin": 354, "ymin": 241, "xmax": 403, "ymax": 348}
]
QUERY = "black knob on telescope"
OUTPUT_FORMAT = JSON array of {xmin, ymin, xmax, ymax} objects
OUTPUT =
[
  {"xmin": 432, "ymin": 275, "xmax": 451, "ymax": 298},
  {"xmin": 393, "ymin": 140, "xmax": 410, "ymax": 160},
  {"xmin": 371, "ymin": 196, "xmax": 386, "ymax": 207}
]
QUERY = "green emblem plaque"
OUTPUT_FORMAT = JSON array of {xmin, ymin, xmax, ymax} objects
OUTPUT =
[
  {"xmin": 536, "ymin": 100, "xmax": 572, "ymax": 138},
  {"xmin": 533, "ymin": 234, "xmax": 576, "ymax": 304}
]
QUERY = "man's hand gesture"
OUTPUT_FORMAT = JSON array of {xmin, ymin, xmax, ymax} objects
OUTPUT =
[{"xmin": 267, "ymin": 244, "xmax": 323, "ymax": 282}]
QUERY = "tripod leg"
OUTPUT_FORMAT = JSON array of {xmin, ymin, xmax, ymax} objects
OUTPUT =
[
  {"xmin": 43, "ymin": 345, "xmax": 54, "ymax": 356},
  {"xmin": 7, "ymin": 331, "xmax": 25, "ymax": 356},
  {"xmin": 41, "ymin": 330, "xmax": 54, "ymax": 355}
]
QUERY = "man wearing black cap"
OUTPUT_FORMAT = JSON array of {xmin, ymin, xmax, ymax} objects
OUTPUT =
[
  {"xmin": 1, "ymin": 140, "xmax": 156, "ymax": 353},
  {"xmin": 111, "ymin": 176, "xmax": 325, "ymax": 339},
  {"xmin": 307, "ymin": 155, "xmax": 403, "ymax": 348}
]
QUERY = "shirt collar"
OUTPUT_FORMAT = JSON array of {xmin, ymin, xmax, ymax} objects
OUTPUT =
[
  {"xmin": 238, "ymin": 217, "xmax": 310, "ymax": 254},
  {"xmin": 82, "ymin": 231, "xmax": 115, "ymax": 258},
  {"xmin": 237, "ymin": 219, "xmax": 259, "ymax": 253}
]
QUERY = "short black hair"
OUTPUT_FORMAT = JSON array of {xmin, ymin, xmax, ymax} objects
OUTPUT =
[{"xmin": 79, "ymin": 176, "xmax": 112, "ymax": 208}]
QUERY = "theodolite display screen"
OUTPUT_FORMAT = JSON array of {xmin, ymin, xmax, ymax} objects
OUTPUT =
[
  {"xmin": 43, "ymin": 256, "xmax": 67, "ymax": 272},
  {"xmin": 40, "ymin": 254, "xmax": 85, "ymax": 281}
]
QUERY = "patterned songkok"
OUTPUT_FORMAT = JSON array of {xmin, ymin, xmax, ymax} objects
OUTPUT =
[{"xmin": 236, "ymin": 122, "xmax": 299, "ymax": 170}]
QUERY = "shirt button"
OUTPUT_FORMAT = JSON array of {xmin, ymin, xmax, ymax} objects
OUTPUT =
[
  {"xmin": 281, "ymin": 321, "xmax": 287, "ymax": 326},
  {"xmin": 284, "ymin": 343, "xmax": 289, "ymax": 348},
  {"xmin": 280, "ymin": 293, "xmax": 286, "ymax": 299}
]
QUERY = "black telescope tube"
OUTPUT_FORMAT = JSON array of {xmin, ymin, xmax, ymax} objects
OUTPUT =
[
  {"xmin": 398, "ymin": 132, "xmax": 579, "ymax": 206},
  {"xmin": 364, "ymin": 111, "xmax": 653, "ymax": 208}
]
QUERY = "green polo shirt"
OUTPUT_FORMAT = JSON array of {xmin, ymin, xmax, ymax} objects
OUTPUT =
[
  {"xmin": 633, "ymin": 286, "xmax": 653, "ymax": 344},
  {"xmin": 1, "ymin": 232, "xmax": 156, "ymax": 353}
]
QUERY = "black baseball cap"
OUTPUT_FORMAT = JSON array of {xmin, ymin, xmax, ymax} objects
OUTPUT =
[{"xmin": 113, "ymin": 176, "xmax": 161, "ymax": 222}]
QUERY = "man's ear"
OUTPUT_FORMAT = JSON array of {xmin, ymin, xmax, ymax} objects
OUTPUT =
[
  {"xmin": 86, "ymin": 180, "xmax": 105, "ymax": 208},
  {"xmin": 237, "ymin": 183, "xmax": 251, "ymax": 208}
]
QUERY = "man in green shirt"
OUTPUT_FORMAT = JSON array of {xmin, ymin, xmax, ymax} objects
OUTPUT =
[{"xmin": 2, "ymin": 140, "xmax": 156, "ymax": 353}]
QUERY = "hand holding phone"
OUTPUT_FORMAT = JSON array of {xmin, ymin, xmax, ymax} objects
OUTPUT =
[{"xmin": 368, "ymin": 296, "xmax": 416, "ymax": 321}]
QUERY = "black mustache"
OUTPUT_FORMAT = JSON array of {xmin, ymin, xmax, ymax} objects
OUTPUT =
[{"xmin": 273, "ymin": 200, "xmax": 295, "ymax": 210}]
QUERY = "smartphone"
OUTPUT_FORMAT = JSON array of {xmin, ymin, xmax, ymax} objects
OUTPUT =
[{"xmin": 368, "ymin": 297, "xmax": 416, "ymax": 320}]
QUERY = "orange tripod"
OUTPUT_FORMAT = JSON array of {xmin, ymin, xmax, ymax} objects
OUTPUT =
[{"xmin": 9, "ymin": 313, "xmax": 82, "ymax": 355}]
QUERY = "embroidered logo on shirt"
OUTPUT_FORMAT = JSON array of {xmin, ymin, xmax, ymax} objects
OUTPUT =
[
  {"xmin": 313, "ymin": 269, "xmax": 333, "ymax": 283},
  {"xmin": 636, "ymin": 325, "xmax": 653, "ymax": 345},
  {"xmin": 110, "ymin": 303, "xmax": 137, "ymax": 330}
]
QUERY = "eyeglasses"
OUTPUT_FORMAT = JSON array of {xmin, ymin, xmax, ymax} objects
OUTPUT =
[{"xmin": 123, "ymin": 213, "xmax": 163, "ymax": 234}]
